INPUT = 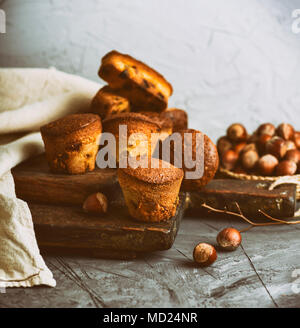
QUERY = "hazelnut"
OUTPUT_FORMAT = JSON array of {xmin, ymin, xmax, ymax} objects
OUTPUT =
[
  {"xmin": 285, "ymin": 140, "xmax": 296, "ymax": 151},
  {"xmin": 247, "ymin": 133, "xmax": 258, "ymax": 144},
  {"xmin": 266, "ymin": 136, "xmax": 287, "ymax": 159},
  {"xmin": 241, "ymin": 150, "xmax": 259, "ymax": 171},
  {"xmin": 221, "ymin": 149, "xmax": 239, "ymax": 170},
  {"xmin": 256, "ymin": 123, "xmax": 276, "ymax": 137},
  {"xmin": 294, "ymin": 132, "xmax": 300, "ymax": 149},
  {"xmin": 256, "ymin": 134, "xmax": 272, "ymax": 154},
  {"xmin": 83, "ymin": 192, "xmax": 108, "ymax": 215},
  {"xmin": 217, "ymin": 136, "xmax": 232, "ymax": 155},
  {"xmin": 193, "ymin": 243, "xmax": 217, "ymax": 267},
  {"xmin": 276, "ymin": 123, "xmax": 294, "ymax": 141},
  {"xmin": 276, "ymin": 160, "xmax": 297, "ymax": 176},
  {"xmin": 285, "ymin": 149, "xmax": 300, "ymax": 164},
  {"xmin": 234, "ymin": 142, "xmax": 247, "ymax": 155},
  {"xmin": 226, "ymin": 123, "xmax": 247, "ymax": 142},
  {"xmin": 217, "ymin": 227, "xmax": 242, "ymax": 251},
  {"xmin": 241, "ymin": 142, "xmax": 257, "ymax": 154},
  {"xmin": 257, "ymin": 154, "xmax": 278, "ymax": 176}
]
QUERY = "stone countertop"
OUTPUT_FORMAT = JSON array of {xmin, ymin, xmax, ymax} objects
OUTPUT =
[{"xmin": 1, "ymin": 214, "xmax": 299, "ymax": 308}]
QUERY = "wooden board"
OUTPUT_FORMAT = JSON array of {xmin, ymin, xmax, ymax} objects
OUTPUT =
[{"xmin": 12, "ymin": 154, "xmax": 185, "ymax": 258}]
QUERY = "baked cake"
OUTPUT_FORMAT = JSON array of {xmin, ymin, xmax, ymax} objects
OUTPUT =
[
  {"xmin": 160, "ymin": 108, "xmax": 188, "ymax": 132},
  {"xmin": 163, "ymin": 129, "xmax": 219, "ymax": 191},
  {"xmin": 98, "ymin": 50, "xmax": 173, "ymax": 112},
  {"xmin": 118, "ymin": 158, "xmax": 183, "ymax": 222},
  {"xmin": 40, "ymin": 114, "xmax": 102, "ymax": 174},
  {"xmin": 91, "ymin": 85, "xmax": 130, "ymax": 120},
  {"xmin": 102, "ymin": 112, "xmax": 161, "ymax": 163}
]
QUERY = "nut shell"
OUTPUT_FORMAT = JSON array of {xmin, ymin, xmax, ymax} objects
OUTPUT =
[
  {"xmin": 193, "ymin": 243, "xmax": 217, "ymax": 267},
  {"xmin": 257, "ymin": 154, "xmax": 278, "ymax": 176},
  {"xmin": 256, "ymin": 123, "xmax": 275, "ymax": 137},
  {"xmin": 266, "ymin": 136, "xmax": 287, "ymax": 159},
  {"xmin": 276, "ymin": 123, "xmax": 294, "ymax": 141},
  {"xmin": 276, "ymin": 160, "xmax": 297, "ymax": 176},
  {"xmin": 227, "ymin": 123, "xmax": 247, "ymax": 142},
  {"xmin": 217, "ymin": 228, "xmax": 242, "ymax": 251},
  {"xmin": 83, "ymin": 192, "xmax": 108, "ymax": 215}
]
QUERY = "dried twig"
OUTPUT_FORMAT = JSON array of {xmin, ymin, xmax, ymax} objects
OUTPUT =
[{"xmin": 201, "ymin": 202, "xmax": 300, "ymax": 233}]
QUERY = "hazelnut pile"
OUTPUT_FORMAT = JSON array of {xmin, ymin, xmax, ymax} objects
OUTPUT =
[{"xmin": 218, "ymin": 123, "xmax": 300, "ymax": 176}]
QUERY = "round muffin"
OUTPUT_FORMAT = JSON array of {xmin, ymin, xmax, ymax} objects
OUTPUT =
[
  {"xmin": 91, "ymin": 86, "xmax": 130, "ymax": 120},
  {"xmin": 163, "ymin": 129, "xmax": 219, "ymax": 191},
  {"xmin": 40, "ymin": 114, "xmax": 102, "ymax": 174},
  {"xmin": 139, "ymin": 111, "xmax": 173, "ymax": 140},
  {"xmin": 118, "ymin": 158, "xmax": 184, "ymax": 222},
  {"xmin": 102, "ymin": 112, "xmax": 161, "ymax": 163},
  {"xmin": 160, "ymin": 108, "xmax": 188, "ymax": 132}
]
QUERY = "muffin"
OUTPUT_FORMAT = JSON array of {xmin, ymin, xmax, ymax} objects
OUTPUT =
[
  {"xmin": 102, "ymin": 112, "xmax": 161, "ymax": 163},
  {"xmin": 41, "ymin": 114, "xmax": 102, "ymax": 174},
  {"xmin": 162, "ymin": 129, "xmax": 219, "ymax": 191},
  {"xmin": 160, "ymin": 108, "xmax": 188, "ymax": 132},
  {"xmin": 118, "ymin": 158, "xmax": 184, "ymax": 222},
  {"xmin": 98, "ymin": 50, "xmax": 173, "ymax": 112},
  {"xmin": 91, "ymin": 85, "xmax": 130, "ymax": 120},
  {"xmin": 139, "ymin": 111, "xmax": 173, "ymax": 140}
]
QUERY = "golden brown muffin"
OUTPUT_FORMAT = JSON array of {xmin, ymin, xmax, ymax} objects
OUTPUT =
[
  {"xmin": 90, "ymin": 86, "xmax": 130, "ymax": 120},
  {"xmin": 139, "ymin": 111, "xmax": 173, "ymax": 140},
  {"xmin": 162, "ymin": 129, "xmax": 219, "ymax": 191},
  {"xmin": 98, "ymin": 50, "xmax": 173, "ymax": 112},
  {"xmin": 118, "ymin": 158, "xmax": 183, "ymax": 222},
  {"xmin": 102, "ymin": 112, "xmax": 161, "ymax": 163},
  {"xmin": 41, "ymin": 114, "xmax": 102, "ymax": 174},
  {"xmin": 161, "ymin": 108, "xmax": 188, "ymax": 132}
]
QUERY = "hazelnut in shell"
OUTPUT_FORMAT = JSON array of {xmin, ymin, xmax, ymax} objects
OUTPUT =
[
  {"xmin": 285, "ymin": 149, "xmax": 300, "ymax": 164},
  {"xmin": 217, "ymin": 228, "xmax": 242, "ymax": 251},
  {"xmin": 83, "ymin": 192, "xmax": 108, "ymax": 215},
  {"xmin": 256, "ymin": 123, "xmax": 276, "ymax": 137},
  {"xmin": 221, "ymin": 149, "xmax": 238, "ymax": 170},
  {"xmin": 285, "ymin": 140, "xmax": 296, "ymax": 152},
  {"xmin": 276, "ymin": 123, "xmax": 294, "ymax": 141},
  {"xmin": 241, "ymin": 149, "xmax": 259, "ymax": 171},
  {"xmin": 227, "ymin": 123, "xmax": 247, "ymax": 142},
  {"xmin": 234, "ymin": 142, "xmax": 247, "ymax": 155},
  {"xmin": 276, "ymin": 160, "xmax": 297, "ymax": 176},
  {"xmin": 217, "ymin": 136, "xmax": 232, "ymax": 155},
  {"xmin": 257, "ymin": 134, "xmax": 272, "ymax": 154},
  {"xmin": 293, "ymin": 132, "xmax": 300, "ymax": 149},
  {"xmin": 257, "ymin": 154, "xmax": 278, "ymax": 176},
  {"xmin": 193, "ymin": 243, "xmax": 217, "ymax": 267},
  {"xmin": 266, "ymin": 136, "xmax": 287, "ymax": 159}
]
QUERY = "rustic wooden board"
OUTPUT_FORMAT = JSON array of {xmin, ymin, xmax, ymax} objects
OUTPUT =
[
  {"xmin": 28, "ymin": 193, "xmax": 185, "ymax": 257},
  {"xmin": 11, "ymin": 153, "xmax": 185, "ymax": 257},
  {"xmin": 12, "ymin": 154, "xmax": 119, "ymax": 206}
]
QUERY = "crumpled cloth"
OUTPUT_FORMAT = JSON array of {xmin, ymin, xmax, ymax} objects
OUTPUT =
[{"xmin": 0, "ymin": 67, "xmax": 101, "ymax": 288}]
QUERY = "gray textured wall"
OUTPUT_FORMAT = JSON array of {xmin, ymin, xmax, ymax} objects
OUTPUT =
[{"xmin": 1, "ymin": 0, "xmax": 300, "ymax": 141}]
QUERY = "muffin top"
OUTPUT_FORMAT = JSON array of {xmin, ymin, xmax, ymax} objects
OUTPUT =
[
  {"xmin": 119, "ymin": 158, "xmax": 183, "ymax": 184},
  {"xmin": 139, "ymin": 111, "xmax": 173, "ymax": 130},
  {"xmin": 41, "ymin": 114, "xmax": 101, "ymax": 137},
  {"xmin": 102, "ymin": 112, "xmax": 163, "ymax": 133}
]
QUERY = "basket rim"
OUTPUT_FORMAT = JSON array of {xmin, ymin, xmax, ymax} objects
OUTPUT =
[{"xmin": 219, "ymin": 167, "xmax": 300, "ymax": 181}]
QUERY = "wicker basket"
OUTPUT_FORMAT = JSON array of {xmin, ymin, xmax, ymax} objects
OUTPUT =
[{"xmin": 219, "ymin": 167, "xmax": 300, "ymax": 201}]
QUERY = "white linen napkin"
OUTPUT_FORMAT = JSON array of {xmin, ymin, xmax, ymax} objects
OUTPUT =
[{"xmin": 0, "ymin": 67, "xmax": 101, "ymax": 288}]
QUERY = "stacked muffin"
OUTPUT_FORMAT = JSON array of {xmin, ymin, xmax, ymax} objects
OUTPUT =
[{"xmin": 40, "ymin": 50, "xmax": 219, "ymax": 222}]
